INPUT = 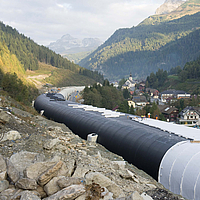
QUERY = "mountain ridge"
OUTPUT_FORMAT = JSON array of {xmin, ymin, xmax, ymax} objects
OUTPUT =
[
  {"xmin": 47, "ymin": 34, "xmax": 102, "ymax": 55},
  {"xmin": 78, "ymin": 0, "xmax": 200, "ymax": 80},
  {"xmin": 155, "ymin": 0, "xmax": 187, "ymax": 15}
]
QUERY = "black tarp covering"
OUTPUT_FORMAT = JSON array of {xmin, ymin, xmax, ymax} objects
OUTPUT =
[{"xmin": 34, "ymin": 94, "xmax": 186, "ymax": 180}]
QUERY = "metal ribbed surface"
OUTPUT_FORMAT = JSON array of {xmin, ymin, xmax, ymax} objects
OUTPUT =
[{"xmin": 34, "ymin": 94, "xmax": 186, "ymax": 180}]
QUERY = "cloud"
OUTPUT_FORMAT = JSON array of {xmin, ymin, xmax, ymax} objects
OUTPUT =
[{"xmin": 0, "ymin": 0, "xmax": 164, "ymax": 45}]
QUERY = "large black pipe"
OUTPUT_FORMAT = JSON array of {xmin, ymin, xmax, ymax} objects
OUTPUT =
[{"xmin": 34, "ymin": 94, "xmax": 186, "ymax": 180}]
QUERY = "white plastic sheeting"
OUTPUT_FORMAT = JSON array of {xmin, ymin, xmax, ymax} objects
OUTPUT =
[
  {"xmin": 158, "ymin": 141, "xmax": 200, "ymax": 200},
  {"xmin": 132, "ymin": 117, "xmax": 200, "ymax": 140},
  {"xmin": 68, "ymin": 104, "xmax": 125, "ymax": 118}
]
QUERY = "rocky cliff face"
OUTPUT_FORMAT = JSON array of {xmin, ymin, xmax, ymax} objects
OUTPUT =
[
  {"xmin": 47, "ymin": 34, "xmax": 102, "ymax": 55},
  {"xmin": 155, "ymin": 0, "xmax": 187, "ymax": 15}
]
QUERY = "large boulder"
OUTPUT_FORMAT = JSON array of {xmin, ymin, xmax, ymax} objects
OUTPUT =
[
  {"xmin": 43, "ymin": 176, "xmax": 65, "ymax": 196},
  {"xmin": 0, "ymin": 155, "xmax": 6, "ymax": 173},
  {"xmin": 43, "ymin": 184, "xmax": 85, "ymax": 200},
  {"xmin": 10, "ymin": 151, "xmax": 43, "ymax": 176},
  {"xmin": 15, "ymin": 178, "xmax": 38, "ymax": 190},
  {"xmin": 37, "ymin": 161, "xmax": 63, "ymax": 186},
  {"xmin": 6, "ymin": 159, "xmax": 20, "ymax": 183},
  {"xmin": 1, "ymin": 130, "xmax": 21, "ymax": 142},
  {"xmin": 24, "ymin": 161, "xmax": 57, "ymax": 180}
]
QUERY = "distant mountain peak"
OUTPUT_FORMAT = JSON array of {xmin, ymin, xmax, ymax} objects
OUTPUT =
[
  {"xmin": 61, "ymin": 34, "xmax": 75, "ymax": 40},
  {"xmin": 156, "ymin": 0, "xmax": 187, "ymax": 15},
  {"xmin": 47, "ymin": 34, "xmax": 102, "ymax": 55}
]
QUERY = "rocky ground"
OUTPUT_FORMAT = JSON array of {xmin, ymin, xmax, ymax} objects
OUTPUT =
[{"xmin": 0, "ymin": 97, "xmax": 186, "ymax": 200}]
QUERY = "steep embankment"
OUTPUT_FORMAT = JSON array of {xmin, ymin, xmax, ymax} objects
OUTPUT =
[{"xmin": 79, "ymin": 0, "xmax": 200, "ymax": 80}]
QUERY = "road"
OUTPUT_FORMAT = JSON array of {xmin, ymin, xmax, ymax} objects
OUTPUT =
[{"xmin": 59, "ymin": 86, "xmax": 85, "ymax": 102}]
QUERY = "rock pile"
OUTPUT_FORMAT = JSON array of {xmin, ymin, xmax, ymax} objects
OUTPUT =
[{"xmin": 0, "ymin": 108, "xmax": 185, "ymax": 200}]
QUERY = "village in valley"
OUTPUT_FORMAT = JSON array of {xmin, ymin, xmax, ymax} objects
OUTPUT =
[{"xmin": 114, "ymin": 73, "xmax": 199, "ymax": 127}]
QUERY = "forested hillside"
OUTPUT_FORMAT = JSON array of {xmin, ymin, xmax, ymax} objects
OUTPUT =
[
  {"xmin": 79, "ymin": 0, "xmax": 200, "ymax": 80},
  {"xmin": 0, "ymin": 41, "xmax": 38, "ymax": 104},
  {"xmin": 146, "ymin": 56, "xmax": 200, "ymax": 95},
  {"xmin": 0, "ymin": 22, "xmax": 104, "ymax": 84}
]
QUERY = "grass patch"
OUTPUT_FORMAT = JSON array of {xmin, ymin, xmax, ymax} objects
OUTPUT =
[
  {"xmin": 25, "ymin": 62, "xmax": 56, "ymax": 76},
  {"xmin": 45, "ymin": 68, "xmax": 96, "ymax": 87}
]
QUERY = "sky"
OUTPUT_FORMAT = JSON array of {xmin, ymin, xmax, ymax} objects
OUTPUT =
[{"xmin": 0, "ymin": 0, "xmax": 164, "ymax": 46}]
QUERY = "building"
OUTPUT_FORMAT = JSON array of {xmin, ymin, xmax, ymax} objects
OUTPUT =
[
  {"xmin": 160, "ymin": 90, "xmax": 190, "ymax": 102},
  {"xmin": 158, "ymin": 105, "xmax": 179, "ymax": 122},
  {"xmin": 146, "ymin": 88, "xmax": 159, "ymax": 99},
  {"xmin": 139, "ymin": 82, "xmax": 145, "ymax": 91},
  {"xmin": 122, "ymin": 73, "xmax": 136, "ymax": 90},
  {"xmin": 132, "ymin": 96, "xmax": 148, "ymax": 108},
  {"xmin": 128, "ymin": 100, "xmax": 136, "ymax": 108},
  {"xmin": 178, "ymin": 106, "xmax": 200, "ymax": 126}
]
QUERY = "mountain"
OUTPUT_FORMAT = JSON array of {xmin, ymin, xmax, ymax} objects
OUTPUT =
[
  {"xmin": 47, "ymin": 34, "xmax": 102, "ymax": 55},
  {"xmin": 155, "ymin": 0, "xmax": 187, "ymax": 15},
  {"xmin": 78, "ymin": 0, "xmax": 200, "ymax": 81},
  {"xmin": 0, "ymin": 22, "xmax": 104, "ymax": 86}
]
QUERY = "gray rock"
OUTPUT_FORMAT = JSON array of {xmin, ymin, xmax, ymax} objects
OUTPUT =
[
  {"xmin": 85, "ymin": 172, "xmax": 125, "ymax": 198},
  {"xmin": 75, "ymin": 193, "xmax": 87, "ymax": 200},
  {"xmin": 54, "ymin": 144, "xmax": 68, "ymax": 152},
  {"xmin": 155, "ymin": 0, "xmax": 185, "ymax": 15},
  {"xmin": 72, "ymin": 165, "xmax": 90, "ymax": 178},
  {"xmin": 63, "ymin": 157, "xmax": 76, "ymax": 177},
  {"xmin": 119, "ymin": 169, "xmax": 140, "ymax": 183},
  {"xmin": 17, "ymin": 190, "xmax": 41, "ymax": 200},
  {"xmin": 0, "ymin": 110, "xmax": 12, "ymax": 123},
  {"xmin": 43, "ymin": 138, "xmax": 60, "ymax": 150},
  {"xmin": 36, "ymin": 186, "xmax": 47, "ymax": 199},
  {"xmin": 9, "ymin": 151, "xmax": 40, "ymax": 177},
  {"xmin": 141, "ymin": 192, "xmax": 153, "ymax": 200},
  {"xmin": 57, "ymin": 177, "xmax": 82, "ymax": 189},
  {"xmin": 6, "ymin": 159, "xmax": 20, "ymax": 183},
  {"xmin": 0, "ymin": 155, "xmax": 6, "ymax": 173},
  {"xmin": 0, "ymin": 188, "xmax": 16, "ymax": 199},
  {"xmin": 43, "ymin": 184, "xmax": 85, "ymax": 200},
  {"xmin": 44, "ymin": 176, "xmax": 65, "ymax": 196},
  {"xmin": 125, "ymin": 191, "xmax": 143, "ymax": 200},
  {"xmin": 15, "ymin": 178, "xmax": 38, "ymax": 190},
  {"xmin": 10, "ymin": 189, "xmax": 41, "ymax": 200},
  {"xmin": 56, "ymin": 162, "xmax": 70, "ymax": 177},
  {"xmin": 0, "ymin": 171, "xmax": 7, "ymax": 181},
  {"xmin": 112, "ymin": 161, "xmax": 126, "ymax": 170},
  {"xmin": 24, "ymin": 161, "xmax": 57, "ymax": 180},
  {"xmin": 48, "ymin": 126, "xmax": 63, "ymax": 133},
  {"xmin": 37, "ymin": 161, "xmax": 63, "ymax": 186},
  {"xmin": 1, "ymin": 130, "xmax": 21, "ymax": 142},
  {"xmin": 0, "ymin": 180, "xmax": 9, "ymax": 193}
]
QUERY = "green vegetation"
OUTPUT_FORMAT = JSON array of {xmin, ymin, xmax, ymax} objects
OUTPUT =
[
  {"xmin": 83, "ymin": 80, "xmax": 124, "ymax": 110},
  {"xmin": 0, "ymin": 70, "xmax": 38, "ymax": 104},
  {"xmin": 45, "ymin": 68, "xmax": 101, "ymax": 87},
  {"xmin": 0, "ymin": 21, "xmax": 104, "ymax": 84},
  {"xmin": 0, "ymin": 21, "xmax": 105, "ymax": 105},
  {"xmin": 146, "ymin": 69, "xmax": 168, "ymax": 89},
  {"xmin": 0, "ymin": 41, "xmax": 38, "ymax": 105},
  {"xmin": 79, "ymin": 0, "xmax": 200, "ymax": 80},
  {"xmin": 63, "ymin": 51, "xmax": 93, "ymax": 64},
  {"xmin": 136, "ymin": 102, "xmax": 165, "ymax": 120},
  {"xmin": 146, "ymin": 56, "xmax": 200, "ymax": 94},
  {"xmin": 82, "ymin": 79, "xmax": 163, "ymax": 119}
]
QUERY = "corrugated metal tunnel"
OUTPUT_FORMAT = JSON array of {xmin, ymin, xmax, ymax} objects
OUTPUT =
[{"xmin": 34, "ymin": 93, "xmax": 200, "ymax": 200}]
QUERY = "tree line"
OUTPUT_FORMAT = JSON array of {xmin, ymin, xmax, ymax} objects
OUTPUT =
[
  {"xmin": 79, "ymin": 11, "xmax": 200, "ymax": 80},
  {"xmin": 0, "ymin": 22, "xmax": 104, "ymax": 83},
  {"xmin": 0, "ymin": 69, "xmax": 38, "ymax": 105}
]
